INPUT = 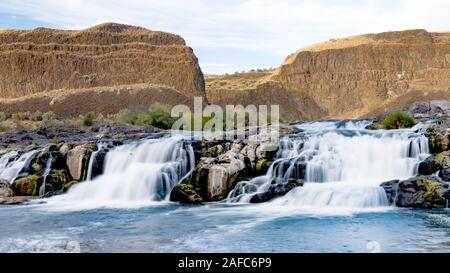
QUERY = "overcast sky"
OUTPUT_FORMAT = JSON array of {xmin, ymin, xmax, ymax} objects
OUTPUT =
[{"xmin": 0, "ymin": 0, "xmax": 448, "ymax": 74}]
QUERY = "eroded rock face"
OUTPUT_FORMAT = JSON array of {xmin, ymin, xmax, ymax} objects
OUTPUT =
[
  {"xmin": 206, "ymin": 30, "xmax": 450, "ymax": 121},
  {"xmin": 0, "ymin": 23, "xmax": 205, "ymax": 99}
]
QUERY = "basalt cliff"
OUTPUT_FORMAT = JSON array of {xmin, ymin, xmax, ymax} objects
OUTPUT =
[
  {"xmin": 0, "ymin": 23, "xmax": 205, "ymax": 117},
  {"xmin": 206, "ymin": 29, "xmax": 450, "ymax": 120}
]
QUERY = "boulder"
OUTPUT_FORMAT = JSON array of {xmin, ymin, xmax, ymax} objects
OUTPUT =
[
  {"xmin": 0, "ymin": 179, "xmax": 14, "ymax": 197},
  {"xmin": 66, "ymin": 143, "xmax": 94, "ymax": 181},
  {"xmin": 12, "ymin": 175, "xmax": 42, "ymax": 196},
  {"xmin": 43, "ymin": 169, "xmax": 71, "ymax": 195},
  {"xmin": 383, "ymin": 176, "xmax": 449, "ymax": 208},
  {"xmin": 170, "ymin": 183, "xmax": 202, "ymax": 204},
  {"xmin": 435, "ymin": 151, "xmax": 450, "ymax": 169},
  {"xmin": 249, "ymin": 178, "xmax": 303, "ymax": 203},
  {"xmin": 425, "ymin": 125, "xmax": 449, "ymax": 154},
  {"xmin": 417, "ymin": 156, "xmax": 441, "ymax": 175}
]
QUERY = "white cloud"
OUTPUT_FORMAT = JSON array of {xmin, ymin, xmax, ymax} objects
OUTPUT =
[{"xmin": 0, "ymin": 0, "xmax": 448, "ymax": 73}]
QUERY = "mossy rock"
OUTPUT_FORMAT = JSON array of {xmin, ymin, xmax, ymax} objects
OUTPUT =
[
  {"xmin": 396, "ymin": 176, "xmax": 447, "ymax": 208},
  {"xmin": 44, "ymin": 169, "xmax": 71, "ymax": 194},
  {"xmin": 254, "ymin": 159, "xmax": 272, "ymax": 175},
  {"xmin": 12, "ymin": 175, "xmax": 42, "ymax": 196},
  {"xmin": 170, "ymin": 183, "xmax": 202, "ymax": 204},
  {"xmin": 63, "ymin": 180, "xmax": 80, "ymax": 192},
  {"xmin": 435, "ymin": 151, "xmax": 450, "ymax": 168},
  {"xmin": 426, "ymin": 126, "xmax": 444, "ymax": 154}
]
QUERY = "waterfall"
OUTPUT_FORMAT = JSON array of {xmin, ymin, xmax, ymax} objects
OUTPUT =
[
  {"xmin": 228, "ymin": 120, "xmax": 431, "ymax": 209},
  {"xmin": 0, "ymin": 150, "xmax": 38, "ymax": 183},
  {"xmin": 39, "ymin": 155, "xmax": 53, "ymax": 197},
  {"xmin": 48, "ymin": 136, "xmax": 194, "ymax": 207},
  {"xmin": 86, "ymin": 142, "xmax": 110, "ymax": 181}
]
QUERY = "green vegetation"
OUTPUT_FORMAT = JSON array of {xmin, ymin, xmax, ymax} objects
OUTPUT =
[
  {"xmin": 42, "ymin": 111, "xmax": 56, "ymax": 122},
  {"xmin": 32, "ymin": 139, "xmax": 41, "ymax": 146},
  {"xmin": 83, "ymin": 112, "xmax": 96, "ymax": 126},
  {"xmin": 381, "ymin": 112, "xmax": 416, "ymax": 129},
  {"xmin": 117, "ymin": 103, "xmax": 175, "ymax": 129}
]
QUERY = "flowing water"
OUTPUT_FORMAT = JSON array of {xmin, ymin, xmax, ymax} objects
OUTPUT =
[
  {"xmin": 0, "ymin": 150, "xmax": 38, "ymax": 183},
  {"xmin": 1, "ymin": 121, "xmax": 450, "ymax": 252}
]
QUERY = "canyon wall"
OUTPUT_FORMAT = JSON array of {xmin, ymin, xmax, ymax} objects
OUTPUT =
[
  {"xmin": 206, "ymin": 29, "xmax": 450, "ymax": 120},
  {"xmin": 0, "ymin": 23, "xmax": 205, "ymax": 99}
]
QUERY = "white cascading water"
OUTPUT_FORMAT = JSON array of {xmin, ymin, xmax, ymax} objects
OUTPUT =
[
  {"xmin": 48, "ymin": 136, "xmax": 195, "ymax": 208},
  {"xmin": 0, "ymin": 150, "xmax": 38, "ymax": 183},
  {"xmin": 228, "ymin": 120, "xmax": 431, "ymax": 210},
  {"xmin": 39, "ymin": 155, "xmax": 53, "ymax": 197},
  {"xmin": 86, "ymin": 142, "xmax": 109, "ymax": 181}
]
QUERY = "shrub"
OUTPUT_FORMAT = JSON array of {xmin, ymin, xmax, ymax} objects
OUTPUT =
[
  {"xmin": 119, "ymin": 109, "xmax": 152, "ymax": 126},
  {"xmin": 42, "ymin": 111, "xmax": 56, "ymax": 122},
  {"xmin": 30, "ymin": 111, "xmax": 43, "ymax": 121},
  {"xmin": 381, "ymin": 112, "xmax": 416, "ymax": 129},
  {"xmin": 83, "ymin": 112, "xmax": 95, "ymax": 126},
  {"xmin": 147, "ymin": 103, "xmax": 176, "ymax": 129},
  {"xmin": 0, "ymin": 112, "xmax": 5, "ymax": 122},
  {"xmin": 12, "ymin": 113, "xmax": 23, "ymax": 121},
  {"xmin": 0, "ymin": 123, "xmax": 10, "ymax": 132}
]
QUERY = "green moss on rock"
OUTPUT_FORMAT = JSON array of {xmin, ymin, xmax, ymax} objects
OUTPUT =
[
  {"xmin": 63, "ymin": 180, "xmax": 80, "ymax": 192},
  {"xmin": 170, "ymin": 183, "xmax": 202, "ymax": 204},
  {"xmin": 12, "ymin": 175, "xmax": 41, "ymax": 196}
]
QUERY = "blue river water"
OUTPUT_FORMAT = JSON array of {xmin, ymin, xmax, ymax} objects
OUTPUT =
[{"xmin": 1, "ymin": 202, "xmax": 449, "ymax": 253}]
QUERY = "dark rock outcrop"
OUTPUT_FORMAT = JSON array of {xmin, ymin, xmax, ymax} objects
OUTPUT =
[
  {"xmin": 418, "ymin": 156, "xmax": 441, "ymax": 175},
  {"xmin": 249, "ymin": 178, "xmax": 303, "ymax": 203},
  {"xmin": 381, "ymin": 176, "xmax": 449, "ymax": 208}
]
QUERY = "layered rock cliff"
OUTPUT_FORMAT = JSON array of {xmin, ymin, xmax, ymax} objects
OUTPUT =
[
  {"xmin": 0, "ymin": 23, "xmax": 205, "ymax": 99},
  {"xmin": 206, "ymin": 29, "xmax": 450, "ymax": 120}
]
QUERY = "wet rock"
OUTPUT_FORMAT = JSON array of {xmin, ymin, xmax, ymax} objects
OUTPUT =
[
  {"xmin": 44, "ymin": 169, "xmax": 71, "ymax": 195},
  {"xmin": 170, "ymin": 183, "xmax": 202, "ymax": 204},
  {"xmin": 418, "ymin": 156, "xmax": 441, "ymax": 175},
  {"xmin": 249, "ymin": 178, "xmax": 303, "ymax": 203},
  {"xmin": 0, "ymin": 179, "xmax": 14, "ymax": 197},
  {"xmin": 425, "ymin": 124, "xmax": 450, "ymax": 154},
  {"xmin": 435, "ymin": 151, "xmax": 450, "ymax": 169},
  {"xmin": 12, "ymin": 175, "xmax": 42, "ymax": 196},
  {"xmin": 382, "ymin": 176, "xmax": 449, "ymax": 208},
  {"xmin": 380, "ymin": 180, "xmax": 400, "ymax": 205}
]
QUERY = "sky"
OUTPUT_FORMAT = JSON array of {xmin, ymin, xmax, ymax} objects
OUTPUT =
[{"xmin": 0, "ymin": 0, "xmax": 448, "ymax": 74}]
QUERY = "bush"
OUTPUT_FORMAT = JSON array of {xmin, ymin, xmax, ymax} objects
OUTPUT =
[
  {"xmin": 117, "ymin": 103, "xmax": 175, "ymax": 129},
  {"xmin": 42, "ymin": 111, "xmax": 56, "ymax": 122},
  {"xmin": 83, "ymin": 112, "xmax": 95, "ymax": 126},
  {"xmin": 12, "ymin": 113, "xmax": 23, "ymax": 121},
  {"xmin": 119, "ymin": 109, "xmax": 152, "ymax": 126},
  {"xmin": 147, "ymin": 103, "xmax": 176, "ymax": 129},
  {"xmin": 381, "ymin": 112, "xmax": 416, "ymax": 129},
  {"xmin": 0, "ymin": 112, "xmax": 5, "ymax": 122},
  {"xmin": 30, "ymin": 111, "xmax": 43, "ymax": 121}
]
